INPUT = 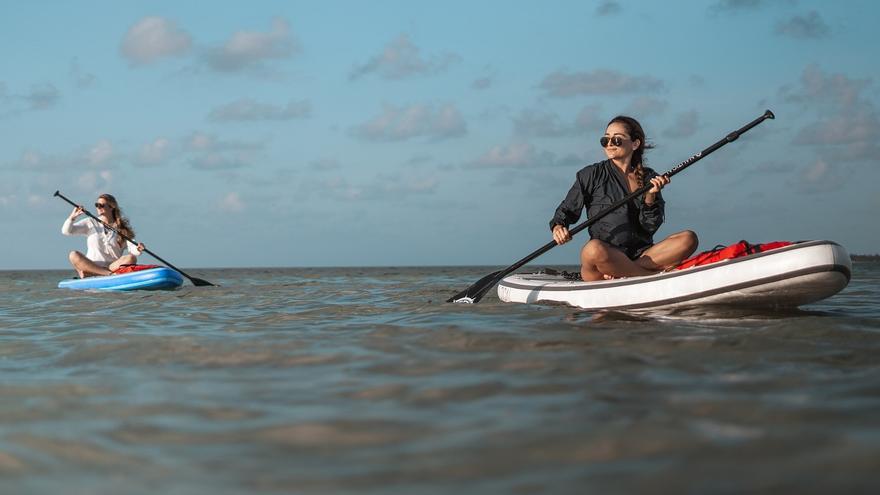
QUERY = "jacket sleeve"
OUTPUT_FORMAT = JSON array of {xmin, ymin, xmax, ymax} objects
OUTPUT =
[
  {"xmin": 61, "ymin": 218, "xmax": 91, "ymax": 236},
  {"xmin": 639, "ymin": 170, "xmax": 665, "ymax": 234},
  {"xmin": 550, "ymin": 171, "xmax": 589, "ymax": 230}
]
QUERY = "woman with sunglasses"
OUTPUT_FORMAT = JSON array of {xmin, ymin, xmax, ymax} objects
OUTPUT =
[
  {"xmin": 550, "ymin": 115, "xmax": 698, "ymax": 281},
  {"xmin": 61, "ymin": 193, "xmax": 145, "ymax": 278}
]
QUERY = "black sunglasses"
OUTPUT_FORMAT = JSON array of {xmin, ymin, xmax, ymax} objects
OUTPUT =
[
  {"xmin": 95, "ymin": 202, "xmax": 109, "ymax": 209},
  {"xmin": 600, "ymin": 135, "xmax": 628, "ymax": 148}
]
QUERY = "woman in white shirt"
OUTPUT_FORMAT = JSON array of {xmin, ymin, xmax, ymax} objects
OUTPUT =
[{"xmin": 61, "ymin": 193, "xmax": 145, "ymax": 278}]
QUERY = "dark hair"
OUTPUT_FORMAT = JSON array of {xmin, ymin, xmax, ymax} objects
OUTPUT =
[
  {"xmin": 98, "ymin": 193, "xmax": 136, "ymax": 248},
  {"xmin": 607, "ymin": 115, "xmax": 654, "ymax": 187}
]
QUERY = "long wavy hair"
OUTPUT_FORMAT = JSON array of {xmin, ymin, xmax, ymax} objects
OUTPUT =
[
  {"xmin": 98, "ymin": 193, "xmax": 135, "ymax": 248},
  {"xmin": 607, "ymin": 115, "xmax": 654, "ymax": 188}
]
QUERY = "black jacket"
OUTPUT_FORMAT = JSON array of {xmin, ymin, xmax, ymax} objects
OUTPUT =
[{"xmin": 550, "ymin": 159, "xmax": 665, "ymax": 255}]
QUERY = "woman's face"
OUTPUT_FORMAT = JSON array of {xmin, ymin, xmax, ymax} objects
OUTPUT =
[
  {"xmin": 602, "ymin": 122, "xmax": 640, "ymax": 161},
  {"xmin": 95, "ymin": 197, "xmax": 114, "ymax": 217}
]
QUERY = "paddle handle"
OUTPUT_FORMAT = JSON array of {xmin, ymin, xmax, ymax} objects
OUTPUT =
[
  {"xmin": 497, "ymin": 110, "xmax": 776, "ymax": 283},
  {"xmin": 54, "ymin": 190, "xmax": 213, "ymax": 286}
]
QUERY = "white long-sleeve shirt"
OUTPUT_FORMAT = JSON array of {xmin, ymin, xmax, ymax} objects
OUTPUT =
[{"xmin": 62, "ymin": 217, "xmax": 139, "ymax": 266}]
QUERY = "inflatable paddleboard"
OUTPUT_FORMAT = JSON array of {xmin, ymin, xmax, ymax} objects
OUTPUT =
[
  {"xmin": 58, "ymin": 266, "xmax": 184, "ymax": 291},
  {"xmin": 497, "ymin": 240, "xmax": 851, "ymax": 310}
]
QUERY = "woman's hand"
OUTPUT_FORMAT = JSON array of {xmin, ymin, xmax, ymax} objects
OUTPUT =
[
  {"xmin": 136, "ymin": 243, "xmax": 146, "ymax": 255},
  {"xmin": 69, "ymin": 206, "xmax": 84, "ymax": 220},
  {"xmin": 552, "ymin": 225, "xmax": 571, "ymax": 245},
  {"xmin": 648, "ymin": 175, "xmax": 670, "ymax": 194},
  {"xmin": 645, "ymin": 175, "xmax": 670, "ymax": 205}
]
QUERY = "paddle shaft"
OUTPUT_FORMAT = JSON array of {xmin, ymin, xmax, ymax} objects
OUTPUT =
[
  {"xmin": 448, "ymin": 109, "xmax": 775, "ymax": 303},
  {"xmin": 54, "ymin": 191, "xmax": 215, "ymax": 286}
]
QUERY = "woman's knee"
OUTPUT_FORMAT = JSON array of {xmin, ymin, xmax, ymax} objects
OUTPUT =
[
  {"xmin": 678, "ymin": 230, "xmax": 698, "ymax": 248},
  {"xmin": 68, "ymin": 251, "xmax": 82, "ymax": 263},
  {"xmin": 581, "ymin": 239, "xmax": 611, "ymax": 262}
]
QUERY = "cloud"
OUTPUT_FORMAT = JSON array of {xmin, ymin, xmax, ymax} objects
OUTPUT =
[
  {"xmin": 350, "ymin": 34, "xmax": 459, "ymax": 80},
  {"xmin": 513, "ymin": 109, "xmax": 574, "ymax": 138},
  {"xmin": 185, "ymin": 131, "xmax": 264, "ymax": 152},
  {"xmin": 183, "ymin": 131, "xmax": 265, "ymax": 171},
  {"xmin": 781, "ymin": 65, "xmax": 871, "ymax": 110},
  {"xmin": 208, "ymin": 98, "xmax": 311, "ymax": 122},
  {"xmin": 539, "ymin": 69, "xmax": 665, "ymax": 97},
  {"xmin": 218, "ymin": 192, "xmax": 245, "ymax": 212},
  {"xmin": 76, "ymin": 170, "xmax": 113, "ymax": 192},
  {"xmin": 306, "ymin": 173, "xmax": 438, "ymax": 202},
  {"xmin": 709, "ymin": 0, "xmax": 766, "ymax": 13},
  {"xmin": 120, "ymin": 16, "xmax": 192, "ymax": 65},
  {"xmin": 775, "ymin": 11, "xmax": 830, "ymax": 39},
  {"xmin": 134, "ymin": 138, "xmax": 172, "ymax": 167},
  {"xmin": 625, "ymin": 97, "xmax": 669, "ymax": 117},
  {"xmin": 471, "ymin": 142, "xmax": 581, "ymax": 169},
  {"xmin": 190, "ymin": 153, "xmax": 249, "ymax": 170},
  {"xmin": 69, "ymin": 59, "xmax": 97, "ymax": 89},
  {"xmin": 204, "ymin": 18, "xmax": 298, "ymax": 73},
  {"xmin": 663, "ymin": 110, "xmax": 700, "ymax": 139},
  {"xmin": 780, "ymin": 65, "xmax": 880, "ymax": 161},
  {"xmin": 596, "ymin": 1, "xmax": 622, "ymax": 16},
  {"xmin": 310, "ymin": 158, "xmax": 340, "ymax": 171},
  {"xmin": 353, "ymin": 103, "xmax": 467, "ymax": 141},
  {"xmin": 513, "ymin": 106, "xmax": 603, "ymax": 138},
  {"xmin": 25, "ymin": 84, "xmax": 60, "ymax": 110},
  {"xmin": 471, "ymin": 76, "xmax": 492, "ymax": 90},
  {"xmin": 791, "ymin": 159, "xmax": 847, "ymax": 193},
  {"xmin": 11, "ymin": 139, "xmax": 116, "ymax": 171},
  {"xmin": 87, "ymin": 140, "xmax": 114, "ymax": 166}
]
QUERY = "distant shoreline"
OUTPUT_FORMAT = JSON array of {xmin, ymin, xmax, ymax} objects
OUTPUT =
[{"xmin": 852, "ymin": 254, "xmax": 880, "ymax": 261}]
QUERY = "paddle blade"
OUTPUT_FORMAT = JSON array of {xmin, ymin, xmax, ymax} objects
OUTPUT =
[
  {"xmin": 188, "ymin": 277, "xmax": 215, "ymax": 287},
  {"xmin": 447, "ymin": 270, "xmax": 503, "ymax": 304}
]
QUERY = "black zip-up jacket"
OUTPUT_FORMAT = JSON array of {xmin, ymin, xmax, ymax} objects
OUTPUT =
[{"xmin": 550, "ymin": 159, "xmax": 665, "ymax": 257}]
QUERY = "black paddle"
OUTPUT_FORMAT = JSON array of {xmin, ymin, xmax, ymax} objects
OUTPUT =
[
  {"xmin": 448, "ymin": 109, "xmax": 776, "ymax": 304},
  {"xmin": 54, "ymin": 190, "xmax": 216, "ymax": 287}
]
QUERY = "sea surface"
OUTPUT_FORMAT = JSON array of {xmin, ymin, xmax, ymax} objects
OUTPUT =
[{"xmin": 1, "ymin": 263, "xmax": 879, "ymax": 494}]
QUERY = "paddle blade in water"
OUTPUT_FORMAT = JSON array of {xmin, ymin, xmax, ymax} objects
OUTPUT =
[{"xmin": 447, "ymin": 270, "xmax": 502, "ymax": 303}]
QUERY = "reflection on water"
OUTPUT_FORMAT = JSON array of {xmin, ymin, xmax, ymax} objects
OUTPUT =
[{"xmin": 0, "ymin": 263, "xmax": 879, "ymax": 494}]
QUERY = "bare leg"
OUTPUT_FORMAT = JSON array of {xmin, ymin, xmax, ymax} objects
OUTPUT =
[
  {"xmin": 635, "ymin": 230, "xmax": 699, "ymax": 271},
  {"xmin": 68, "ymin": 251, "xmax": 112, "ymax": 278},
  {"xmin": 109, "ymin": 255, "xmax": 138, "ymax": 272},
  {"xmin": 580, "ymin": 240, "xmax": 657, "ymax": 281}
]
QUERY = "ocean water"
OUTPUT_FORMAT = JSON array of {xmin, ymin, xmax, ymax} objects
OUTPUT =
[{"xmin": 1, "ymin": 263, "xmax": 879, "ymax": 494}]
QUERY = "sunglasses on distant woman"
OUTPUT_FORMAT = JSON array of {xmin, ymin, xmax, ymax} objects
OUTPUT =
[
  {"xmin": 95, "ymin": 203, "xmax": 109, "ymax": 209},
  {"xmin": 600, "ymin": 135, "xmax": 628, "ymax": 148}
]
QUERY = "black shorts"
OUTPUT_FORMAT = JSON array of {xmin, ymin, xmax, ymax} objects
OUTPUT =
[{"xmin": 621, "ymin": 244, "xmax": 652, "ymax": 260}]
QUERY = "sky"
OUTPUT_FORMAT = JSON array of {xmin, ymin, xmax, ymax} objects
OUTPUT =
[{"xmin": 2, "ymin": 0, "xmax": 879, "ymax": 269}]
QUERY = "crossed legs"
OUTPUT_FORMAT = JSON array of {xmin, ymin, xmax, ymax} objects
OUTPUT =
[
  {"xmin": 68, "ymin": 251, "xmax": 137, "ymax": 278},
  {"xmin": 580, "ymin": 230, "xmax": 698, "ymax": 281}
]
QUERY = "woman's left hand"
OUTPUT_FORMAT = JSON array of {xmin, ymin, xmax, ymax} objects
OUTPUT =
[
  {"xmin": 648, "ymin": 175, "xmax": 670, "ymax": 194},
  {"xmin": 136, "ymin": 243, "xmax": 146, "ymax": 254}
]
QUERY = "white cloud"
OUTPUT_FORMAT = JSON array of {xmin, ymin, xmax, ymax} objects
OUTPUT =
[
  {"xmin": 218, "ymin": 192, "xmax": 245, "ymax": 212},
  {"xmin": 471, "ymin": 143, "xmax": 580, "ymax": 169},
  {"xmin": 120, "ymin": 16, "xmax": 192, "ymax": 65},
  {"xmin": 350, "ymin": 34, "xmax": 459, "ymax": 80},
  {"xmin": 135, "ymin": 138, "xmax": 171, "ymax": 166},
  {"xmin": 539, "ymin": 69, "xmax": 665, "ymax": 97},
  {"xmin": 86, "ymin": 140, "xmax": 114, "ymax": 166},
  {"xmin": 191, "ymin": 153, "xmax": 249, "ymax": 170},
  {"xmin": 208, "ymin": 98, "xmax": 311, "ymax": 122},
  {"xmin": 353, "ymin": 103, "xmax": 467, "ymax": 141},
  {"xmin": 204, "ymin": 18, "xmax": 298, "ymax": 73}
]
